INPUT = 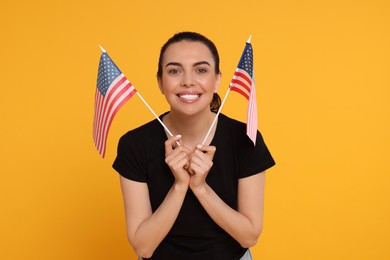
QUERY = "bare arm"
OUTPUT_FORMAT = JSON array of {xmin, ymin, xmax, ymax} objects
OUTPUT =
[
  {"xmin": 189, "ymin": 145, "xmax": 266, "ymax": 248},
  {"xmin": 119, "ymin": 135, "xmax": 190, "ymax": 258},
  {"xmin": 120, "ymin": 177, "xmax": 187, "ymax": 258},
  {"xmin": 192, "ymin": 173, "xmax": 265, "ymax": 248}
]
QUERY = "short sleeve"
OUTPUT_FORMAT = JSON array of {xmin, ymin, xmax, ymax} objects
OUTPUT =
[
  {"xmin": 238, "ymin": 130, "xmax": 275, "ymax": 178},
  {"xmin": 112, "ymin": 132, "xmax": 148, "ymax": 182}
]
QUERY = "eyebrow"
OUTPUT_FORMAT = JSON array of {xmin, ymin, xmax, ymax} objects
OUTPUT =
[{"xmin": 165, "ymin": 61, "xmax": 211, "ymax": 68}]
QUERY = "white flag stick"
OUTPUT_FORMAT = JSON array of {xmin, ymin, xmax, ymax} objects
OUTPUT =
[
  {"xmin": 201, "ymin": 88, "xmax": 231, "ymax": 145},
  {"xmin": 99, "ymin": 45, "xmax": 107, "ymax": 53},
  {"xmin": 135, "ymin": 92, "xmax": 175, "ymax": 137},
  {"xmin": 136, "ymin": 92, "xmax": 180, "ymax": 146}
]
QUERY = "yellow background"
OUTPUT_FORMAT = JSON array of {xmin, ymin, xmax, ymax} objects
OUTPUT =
[{"xmin": 1, "ymin": 0, "xmax": 389, "ymax": 259}]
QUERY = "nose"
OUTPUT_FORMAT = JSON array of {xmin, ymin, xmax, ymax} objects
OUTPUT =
[{"xmin": 180, "ymin": 72, "xmax": 195, "ymax": 87}]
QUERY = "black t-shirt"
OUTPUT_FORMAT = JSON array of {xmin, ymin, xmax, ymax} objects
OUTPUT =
[{"xmin": 113, "ymin": 113, "xmax": 275, "ymax": 260}]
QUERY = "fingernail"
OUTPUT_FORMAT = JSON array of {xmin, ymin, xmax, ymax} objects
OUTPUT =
[
  {"xmin": 196, "ymin": 144, "xmax": 202, "ymax": 149},
  {"xmin": 176, "ymin": 134, "xmax": 182, "ymax": 138}
]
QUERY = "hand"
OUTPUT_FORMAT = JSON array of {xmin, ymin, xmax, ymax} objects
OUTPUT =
[
  {"xmin": 164, "ymin": 135, "xmax": 191, "ymax": 187},
  {"xmin": 189, "ymin": 144, "xmax": 216, "ymax": 190}
]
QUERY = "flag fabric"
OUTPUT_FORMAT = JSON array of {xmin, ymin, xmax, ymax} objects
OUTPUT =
[
  {"xmin": 93, "ymin": 51, "xmax": 137, "ymax": 158},
  {"xmin": 229, "ymin": 42, "xmax": 258, "ymax": 145}
]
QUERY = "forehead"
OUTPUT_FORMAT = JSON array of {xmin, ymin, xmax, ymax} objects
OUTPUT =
[{"xmin": 162, "ymin": 41, "xmax": 215, "ymax": 65}]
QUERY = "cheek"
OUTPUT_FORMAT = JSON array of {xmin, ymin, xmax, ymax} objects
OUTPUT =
[
  {"xmin": 205, "ymin": 77, "xmax": 219, "ymax": 91},
  {"xmin": 161, "ymin": 76, "xmax": 180, "ymax": 89}
]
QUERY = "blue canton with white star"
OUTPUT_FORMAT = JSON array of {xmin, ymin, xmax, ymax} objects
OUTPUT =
[
  {"xmin": 237, "ymin": 43, "xmax": 253, "ymax": 78},
  {"xmin": 97, "ymin": 53, "xmax": 122, "ymax": 96}
]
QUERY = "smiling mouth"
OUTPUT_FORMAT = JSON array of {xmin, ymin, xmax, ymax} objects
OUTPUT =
[{"xmin": 178, "ymin": 94, "xmax": 201, "ymax": 101}]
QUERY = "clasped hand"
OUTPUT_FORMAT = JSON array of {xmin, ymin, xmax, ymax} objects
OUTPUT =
[{"xmin": 164, "ymin": 135, "xmax": 216, "ymax": 190}]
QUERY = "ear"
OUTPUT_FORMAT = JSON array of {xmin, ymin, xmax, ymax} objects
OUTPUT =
[
  {"xmin": 157, "ymin": 77, "xmax": 165, "ymax": 95},
  {"xmin": 214, "ymin": 72, "xmax": 222, "ymax": 93}
]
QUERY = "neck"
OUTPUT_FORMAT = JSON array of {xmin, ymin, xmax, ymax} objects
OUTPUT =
[{"xmin": 164, "ymin": 110, "xmax": 216, "ymax": 148}]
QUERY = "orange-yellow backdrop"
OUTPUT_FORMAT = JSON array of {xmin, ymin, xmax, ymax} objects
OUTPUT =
[{"xmin": 1, "ymin": 0, "xmax": 389, "ymax": 259}]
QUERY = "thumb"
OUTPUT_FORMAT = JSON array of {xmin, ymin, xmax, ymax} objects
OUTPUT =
[{"xmin": 165, "ymin": 135, "xmax": 181, "ymax": 155}]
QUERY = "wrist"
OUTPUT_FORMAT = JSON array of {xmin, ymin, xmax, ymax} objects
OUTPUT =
[
  {"xmin": 190, "ymin": 183, "xmax": 207, "ymax": 196},
  {"xmin": 173, "ymin": 181, "xmax": 189, "ymax": 193}
]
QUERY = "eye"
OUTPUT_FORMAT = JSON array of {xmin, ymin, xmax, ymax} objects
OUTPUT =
[
  {"xmin": 196, "ymin": 67, "xmax": 208, "ymax": 73},
  {"xmin": 168, "ymin": 68, "xmax": 181, "ymax": 75}
]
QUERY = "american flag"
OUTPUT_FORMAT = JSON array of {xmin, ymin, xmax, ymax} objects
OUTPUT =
[
  {"xmin": 93, "ymin": 51, "xmax": 136, "ymax": 158},
  {"xmin": 229, "ymin": 42, "xmax": 258, "ymax": 145}
]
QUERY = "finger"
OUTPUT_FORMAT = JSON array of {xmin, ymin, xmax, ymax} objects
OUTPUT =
[
  {"xmin": 174, "ymin": 156, "xmax": 190, "ymax": 172},
  {"xmin": 179, "ymin": 146, "xmax": 192, "ymax": 170},
  {"xmin": 188, "ymin": 165, "xmax": 195, "ymax": 175},
  {"xmin": 195, "ymin": 145, "xmax": 216, "ymax": 159},
  {"xmin": 190, "ymin": 151, "xmax": 213, "ymax": 169},
  {"xmin": 166, "ymin": 146, "xmax": 191, "ymax": 167},
  {"xmin": 165, "ymin": 145, "xmax": 192, "ymax": 171},
  {"xmin": 165, "ymin": 146, "xmax": 187, "ymax": 164},
  {"xmin": 188, "ymin": 162, "xmax": 198, "ymax": 175},
  {"xmin": 165, "ymin": 135, "xmax": 182, "ymax": 156}
]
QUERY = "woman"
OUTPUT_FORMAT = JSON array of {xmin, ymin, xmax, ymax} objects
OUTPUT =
[{"xmin": 113, "ymin": 32, "xmax": 275, "ymax": 260}]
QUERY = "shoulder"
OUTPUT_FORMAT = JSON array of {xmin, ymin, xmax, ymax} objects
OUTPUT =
[
  {"xmin": 218, "ymin": 113, "xmax": 246, "ymax": 131},
  {"xmin": 113, "ymin": 114, "xmax": 167, "ymax": 181},
  {"xmin": 217, "ymin": 113, "xmax": 248, "ymax": 140},
  {"xmin": 216, "ymin": 115, "xmax": 276, "ymax": 177},
  {"xmin": 216, "ymin": 113, "xmax": 270, "ymax": 154}
]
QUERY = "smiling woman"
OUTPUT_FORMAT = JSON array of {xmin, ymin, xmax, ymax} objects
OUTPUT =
[
  {"xmin": 158, "ymin": 40, "xmax": 220, "ymax": 121},
  {"xmin": 112, "ymin": 32, "xmax": 275, "ymax": 260}
]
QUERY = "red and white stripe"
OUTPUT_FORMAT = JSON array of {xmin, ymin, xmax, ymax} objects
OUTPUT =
[
  {"xmin": 230, "ymin": 68, "xmax": 258, "ymax": 145},
  {"xmin": 246, "ymin": 79, "xmax": 258, "ymax": 145},
  {"xmin": 93, "ymin": 74, "xmax": 136, "ymax": 157},
  {"xmin": 230, "ymin": 69, "xmax": 251, "ymax": 100}
]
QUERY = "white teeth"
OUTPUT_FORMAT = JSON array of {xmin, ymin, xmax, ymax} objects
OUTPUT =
[{"xmin": 179, "ymin": 94, "xmax": 200, "ymax": 100}]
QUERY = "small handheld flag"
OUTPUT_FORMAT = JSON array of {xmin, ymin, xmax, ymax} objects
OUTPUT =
[
  {"xmin": 93, "ymin": 48, "xmax": 137, "ymax": 158},
  {"xmin": 229, "ymin": 37, "xmax": 258, "ymax": 144},
  {"xmin": 93, "ymin": 47, "xmax": 177, "ymax": 158},
  {"xmin": 202, "ymin": 36, "xmax": 258, "ymax": 145}
]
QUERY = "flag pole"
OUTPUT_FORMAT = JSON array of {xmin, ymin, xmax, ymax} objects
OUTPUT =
[
  {"xmin": 201, "ymin": 35, "xmax": 252, "ymax": 145},
  {"xmin": 201, "ymin": 88, "xmax": 231, "ymax": 145},
  {"xmin": 99, "ymin": 45, "xmax": 106, "ymax": 53},
  {"xmin": 99, "ymin": 45, "xmax": 178, "ymax": 144},
  {"xmin": 135, "ymin": 90, "xmax": 180, "ymax": 146},
  {"xmin": 135, "ymin": 92, "xmax": 175, "ymax": 137}
]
